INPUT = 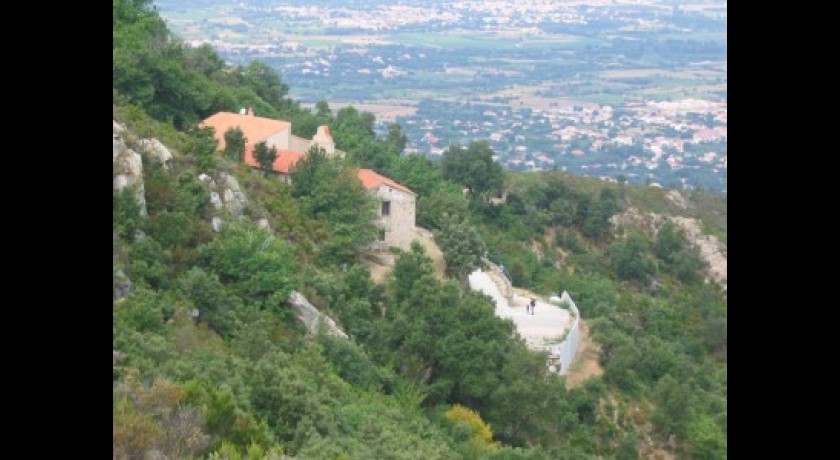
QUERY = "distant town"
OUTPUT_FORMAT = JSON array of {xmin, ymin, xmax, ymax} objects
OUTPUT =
[
  {"xmin": 386, "ymin": 97, "xmax": 726, "ymax": 191},
  {"xmin": 157, "ymin": 0, "xmax": 727, "ymax": 192}
]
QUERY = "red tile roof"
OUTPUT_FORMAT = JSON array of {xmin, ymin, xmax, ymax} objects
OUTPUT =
[
  {"xmin": 243, "ymin": 144, "xmax": 303, "ymax": 174},
  {"xmin": 238, "ymin": 143, "xmax": 412, "ymax": 196},
  {"xmin": 200, "ymin": 112, "xmax": 290, "ymax": 150},
  {"xmin": 356, "ymin": 168, "xmax": 415, "ymax": 195}
]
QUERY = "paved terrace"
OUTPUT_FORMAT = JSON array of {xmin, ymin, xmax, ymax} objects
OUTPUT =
[{"xmin": 468, "ymin": 269, "xmax": 573, "ymax": 351}]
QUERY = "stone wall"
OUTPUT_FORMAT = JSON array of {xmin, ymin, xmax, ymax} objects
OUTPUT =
[
  {"xmin": 482, "ymin": 258, "xmax": 514, "ymax": 303},
  {"xmin": 372, "ymin": 186, "xmax": 415, "ymax": 250}
]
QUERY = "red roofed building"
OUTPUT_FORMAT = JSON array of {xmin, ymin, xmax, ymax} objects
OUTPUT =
[
  {"xmin": 200, "ymin": 108, "xmax": 340, "ymax": 157},
  {"xmin": 242, "ymin": 144, "xmax": 304, "ymax": 183},
  {"xmin": 200, "ymin": 110, "xmax": 415, "ymax": 249},
  {"xmin": 356, "ymin": 169, "xmax": 416, "ymax": 250},
  {"xmin": 201, "ymin": 108, "xmax": 291, "ymax": 151}
]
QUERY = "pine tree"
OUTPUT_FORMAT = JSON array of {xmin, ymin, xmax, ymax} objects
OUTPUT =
[{"xmin": 253, "ymin": 141, "xmax": 277, "ymax": 172}]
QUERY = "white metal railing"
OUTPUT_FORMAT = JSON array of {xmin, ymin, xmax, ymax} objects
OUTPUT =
[{"xmin": 546, "ymin": 291, "xmax": 580, "ymax": 375}]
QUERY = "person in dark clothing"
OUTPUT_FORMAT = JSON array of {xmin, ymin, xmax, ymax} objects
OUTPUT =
[{"xmin": 530, "ymin": 298, "xmax": 536, "ymax": 315}]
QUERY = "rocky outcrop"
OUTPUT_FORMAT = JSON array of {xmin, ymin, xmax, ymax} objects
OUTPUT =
[
  {"xmin": 611, "ymin": 207, "xmax": 727, "ymax": 291},
  {"xmin": 209, "ymin": 192, "xmax": 223, "ymax": 210},
  {"xmin": 220, "ymin": 173, "xmax": 248, "ymax": 218},
  {"xmin": 113, "ymin": 350, "xmax": 127, "ymax": 367},
  {"xmin": 211, "ymin": 217, "xmax": 225, "ymax": 232},
  {"xmin": 138, "ymin": 138, "xmax": 173, "ymax": 169},
  {"xmin": 198, "ymin": 174, "xmax": 216, "ymax": 187},
  {"xmin": 114, "ymin": 269, "xmax": 133, "ymax": 300},
  {"xmin": 666, "ymin": 189, "xmax": 689, "ymax": 210},
  {"xmin": 609, "ymin": 207, "xmax": 666, "ymax": 235},
  {"xmin": 201, "ymin": 173, "xmax": 248, "ymax": 220},
  {"xmin": 288, "ymin": 291, "xmax": 348, "ymax": 339},
  {"xmin": 671, "ymin": 216, "xmax": 727, "ymax": 291},
  {"xmin": 198, "ymin": 172, "xmax": 252, "ymax": 232},
  {"xmin": 113, "ymin": 121, "xmax": 147, "ymax": 216}
]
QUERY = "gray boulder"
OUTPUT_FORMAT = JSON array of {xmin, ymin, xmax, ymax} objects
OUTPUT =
[
  {"xmin": 198, "ymin": 173, "xmax": 216, "ymax": 189},
  {"xmin": 288, "ymin": 291, "xmax": 348, "ymax": 339},
  {"xmin": 113, "ymin": 120, "xmax": 126, "ymax": 136},
  {"xmin": 211, "ymin": 217, "xmax": 225, "ymax": 232},
  {"xmin": 138, "ymin": 138, "xmax": 174, "ymax": 169},
  {"xmin": 210, "ymin": 191, "xmax": 223, "ymax": 210},
  {"xmin": 113, "ymin": 135, "xmax": 147, "ymax": 216},
  {"xmin": 114, "ymin": 269, "xmax": 132, "ymax": 300}
]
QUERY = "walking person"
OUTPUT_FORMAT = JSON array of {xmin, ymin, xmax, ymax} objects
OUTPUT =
[{"xmin": 530, "ymin": 298, "xmax": 536, "ymax": 315}]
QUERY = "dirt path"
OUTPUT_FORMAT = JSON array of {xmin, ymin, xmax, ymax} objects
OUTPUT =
[
  {"xmin": 413, "ymin": 227, "xmax": 447, "ymax": 280},
  {"xmin": 363, "ymin": 255, "xmax": 394, "ymax": 284},
  {"xmin": 362, "ymin": 227, "xmax": 446, "ymax": 283}
]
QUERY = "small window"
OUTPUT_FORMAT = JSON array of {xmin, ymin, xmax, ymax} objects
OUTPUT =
[{"xmin": 381, "ymin": 201, "xmax": 391, "ymax": 216}]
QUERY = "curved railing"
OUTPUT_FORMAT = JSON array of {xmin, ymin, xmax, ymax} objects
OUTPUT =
[
  {"xmin": 546, "ymin": 291, "xmax": 580, "ymax": 375},
  {"xmin": 477, "ymin": 259, "xmax": 581, "ymax": 375}
]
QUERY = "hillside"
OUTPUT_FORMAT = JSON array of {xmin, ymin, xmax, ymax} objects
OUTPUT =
[{"xmin": 113, "ymin": 1, "xmax": 727, "ymax": 459}]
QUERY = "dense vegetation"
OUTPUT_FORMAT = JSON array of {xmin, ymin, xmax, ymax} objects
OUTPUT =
[{"xmin": 114, "ymin": 1, "xmax": 727, "ymax": 458}]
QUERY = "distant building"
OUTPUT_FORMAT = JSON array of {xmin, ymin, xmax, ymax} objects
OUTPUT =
[
  {"xmin": 357, "ymin": 169, "xmax": 416, "ymax": 250},
  {"xmin": 200, "ymin": 110, "xmax": 416, "ymax": 250},
  {"xmin": 201, "ymin": 108, "xmax": 292, "ymax": 151},
  {"xmin": 200, "ymin": 108, "xmax": 342, "ymax": 157}
]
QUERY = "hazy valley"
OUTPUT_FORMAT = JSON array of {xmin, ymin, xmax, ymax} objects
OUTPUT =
[{"xmin": 157, "ymin": 0, "xmax": 727, "ymax": 192}]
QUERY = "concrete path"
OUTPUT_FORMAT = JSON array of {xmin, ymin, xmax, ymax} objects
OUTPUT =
[{"xmin": 468, "ymin": 269, "xmax": 572, "ymax": 350}]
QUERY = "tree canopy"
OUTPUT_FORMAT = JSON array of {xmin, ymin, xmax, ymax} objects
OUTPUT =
[
  {"xmin": 290, "ymin": 147, "xmax": 378, "ymax": 265},
  {"xmin": 223, "ymin": 127, "xmax": 246, "ymax": 161},
  {"xmin": 440, "ymin": 141, "xmax": 505, "ymax": 199},
  {"xmin": 252, "ymin": 141, "xmax": 277, "ymax": 172}
]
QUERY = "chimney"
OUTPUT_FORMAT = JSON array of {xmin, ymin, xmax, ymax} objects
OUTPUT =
[
  {"xmin": 247, "ymin": 107, "xmax": 254, "ymax": 116},
  {"xmin": 317, "ymin": 125, "xmax": 332, "ymax": 139},
  {"xmin": 313, "ymin": 125, "xmax": 335, "ymax": 155}
]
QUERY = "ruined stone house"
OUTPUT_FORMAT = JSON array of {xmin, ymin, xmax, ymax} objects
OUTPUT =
[{"xmin": 356, "ymin": 169, "xmax": 416, "ymax": 250}]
